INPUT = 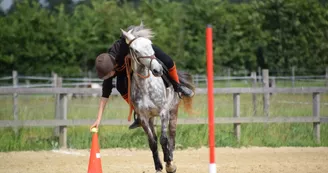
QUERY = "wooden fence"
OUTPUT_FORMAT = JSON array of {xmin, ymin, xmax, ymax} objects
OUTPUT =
[{"xmin": 0, "ymin": 87, "xmax": 327, "ymax": 148}]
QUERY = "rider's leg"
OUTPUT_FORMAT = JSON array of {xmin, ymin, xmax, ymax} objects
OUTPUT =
[
  {"xmin": 116, "ymin": 73, "xmax": 140, "ymax": 129},
  {"xmin": 153, "ymin": 45, "xmax": 194, "ymax": 97}
]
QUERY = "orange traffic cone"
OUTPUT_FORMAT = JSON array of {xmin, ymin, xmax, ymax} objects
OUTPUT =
[{"xmin": 87, "ymin": 128, "xmax": 102, "ymax": 173}]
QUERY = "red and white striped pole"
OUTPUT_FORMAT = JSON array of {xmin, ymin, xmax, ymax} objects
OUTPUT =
[{"xmin": 206, "ymin": 24, "xmax": 216, "ymax": 173}]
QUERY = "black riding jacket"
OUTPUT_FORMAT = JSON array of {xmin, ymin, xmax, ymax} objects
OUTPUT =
[{"xmin": 108, "ymin": 36, "xmax": 130, "ymax": 71}]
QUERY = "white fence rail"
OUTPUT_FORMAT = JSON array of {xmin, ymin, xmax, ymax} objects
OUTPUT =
[{"xmin": 1, "ymin": 69, "xmax": 328, "ymax": 88}]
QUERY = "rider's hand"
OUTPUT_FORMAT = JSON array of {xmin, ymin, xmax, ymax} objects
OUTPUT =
[{"xmin": 90, "ymin": 118, "xmax": 101, "ymax": 131}]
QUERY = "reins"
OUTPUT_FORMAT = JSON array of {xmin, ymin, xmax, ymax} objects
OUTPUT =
[
  {"xmin": 124, "ymin": 52, "xmax": 156, "ymax": 121},
  {"xmin": 124, "ymin": 55, "xmax": 134, "ymax": 121}
]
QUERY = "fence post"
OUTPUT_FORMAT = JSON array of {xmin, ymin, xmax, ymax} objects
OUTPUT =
[
  {"xmin": 83, "ymin": 77, "xmax": 88, "ymax": 98},
  {"xmin": 325, "ymin": 67, "xmax": 328, "ymax": 87},
  {"xmin": 270, "ymin": 77, "xmax": 276, "ymax": 88},
  {"xmin": 195, "ymin": 74, "xmax": 199, "ymax": 87},
  {"xmin": 25, "ymin": 80, "xmax": 30, "ymax": 87},
  {"xmin": 12, "ymin": 70, "xmax": 18, "ymax": 134},
  {"xmin": 233, "ymin": 93, "xmax": 241, "ymax": 143},
  {"xmin": 226, "ymin": 68, "xmax": 231, "ymax": 87},
  {"xmin": 257, "ymin": 67, "xmax": 262, "ymax": 82},
  {"xmin": 262, "ymin": 69, "xmax": 270, "ymax": 117},
  {"xmin": 52, "ymin": 73, "xmax": 57, "ymax": 88},
  {"xmin": 59, "ymin": 93, "xmax": 68, "ymax": 148},
  {"xmin": 88, "ymin": 70, "xmax": 92, "ymax": 79},
  {"xmin": 270, "ymin": 77, "xmax": 276, "ymax": 96},
  {"xmin": 251, "ymin": 72, "xmax": 257, "ymax": 116},
  {"xmin": 54, "ymin": 77, "xmax": 62, "ymax": 137},
  {"xmin": 313, "ymin": 92, "xmax": 320, "ymax": 144},
  {"xmin": 291, "ymin": 67, "xmax": 295, "ymax": 88}
]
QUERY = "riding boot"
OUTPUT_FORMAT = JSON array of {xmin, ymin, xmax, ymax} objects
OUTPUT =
[
  {"xmin": 123, "ymin": 95, "xmax": 141, "ymax": 129},
  {"xmin": 168, "ymin": 63, "xmax": 194, "ymax": 97},
  {"xmin": 129, "ymin": 111, "xmax": 141, "ymax": 129}
]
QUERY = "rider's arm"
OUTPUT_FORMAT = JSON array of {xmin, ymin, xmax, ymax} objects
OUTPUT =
[
  {"xmin": 102, "ymin": 77, "xmax": 114, "ymax": 98},
  {"xmin": 90, "ymin": 78, "xmax": 114, "ymax": 129},
  {"xmin": 98, "ymin": 77, "xmax": 114, "ymax": 117},
  {"xmin": 95, "ymin": 96, "xmax": 108, "ymax": 124}
]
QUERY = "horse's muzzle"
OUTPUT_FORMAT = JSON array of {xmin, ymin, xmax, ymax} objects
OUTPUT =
[{"xmin": 152, "ymin": 69, "xmax": 163, "ymax": 77}]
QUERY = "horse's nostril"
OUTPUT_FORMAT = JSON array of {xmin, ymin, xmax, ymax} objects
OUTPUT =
[
  {"xmin": 153, "ymin": 69, "xmax": 159, "ymax": 74},
  {"xmin": 152, "ymin": 69, "xmax": 162, "ymax": 76}
]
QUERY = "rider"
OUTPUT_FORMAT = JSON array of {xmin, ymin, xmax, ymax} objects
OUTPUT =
[{"xmin": 90, "ymin": 26, "xmax": 194, "ymax": 130}]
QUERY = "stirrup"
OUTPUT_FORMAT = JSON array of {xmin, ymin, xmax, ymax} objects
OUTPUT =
[
  {"xmin": 129, "ymin": 119, "xmax": 140, "ymax": 129},
  {"xmin": 129, "ymin": 112, "xmax": 141, "ymax": 129},
  {"xmin": 177, "ymin": 85, "xmax": 194, "ymax": 98}
]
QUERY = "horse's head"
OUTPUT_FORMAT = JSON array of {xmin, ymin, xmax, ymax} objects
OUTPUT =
[{"xmin": 121, "ymin": 26, "xmax": 163, "ymax": 77}]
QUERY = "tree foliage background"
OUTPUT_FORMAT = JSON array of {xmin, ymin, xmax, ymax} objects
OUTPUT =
[{"xmin": 0, "ymin": 0, "xmax": 327, "ymax": 76}]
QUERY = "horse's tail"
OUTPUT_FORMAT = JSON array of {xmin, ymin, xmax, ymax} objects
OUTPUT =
[{"xmin": 178, "ymin": 70, "xmax": 195, "ymax": 115}]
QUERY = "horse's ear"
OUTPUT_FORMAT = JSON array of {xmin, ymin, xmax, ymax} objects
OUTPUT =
[{"xmin": 121, "ymin": 28, "xmax": 135, "ymax": 44}]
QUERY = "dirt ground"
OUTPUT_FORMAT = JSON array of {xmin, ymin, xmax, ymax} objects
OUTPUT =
[{"xmin": 1, "ymin": 147, "xmax": 328, "ymax": 173}]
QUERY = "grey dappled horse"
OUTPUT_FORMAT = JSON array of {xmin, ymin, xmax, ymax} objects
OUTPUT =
[{"xmin": 121, "ymin": 24, "xmax": 194, "ymax": 173}]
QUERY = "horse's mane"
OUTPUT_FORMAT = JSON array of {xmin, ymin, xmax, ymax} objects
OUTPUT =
[{"xmin": 128, "ymin": 25, "xmax": 154, "ymax": 40}]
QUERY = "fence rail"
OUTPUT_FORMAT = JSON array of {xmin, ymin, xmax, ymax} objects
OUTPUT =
[
  {"xmin": 1, "ymin": 87, "xmax": 328, "ymax": 95},
  {"xmin": 1, "ymin": 75, "xmax": 326, "ymax": 83},
  {"xmin": 1, "ymin": 68, "xmax": 328, "ymax": 89}
]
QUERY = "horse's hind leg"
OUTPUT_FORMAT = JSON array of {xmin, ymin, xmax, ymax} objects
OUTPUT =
[
  {"xmin": 166, "ymin": 107, "xmax": 179, "ymax": 173},
  {"xmin": 160, "ymin": 112, "xmax": 177, "ymax": 173},
  {"xmin": 141, "ymin": 117, "xmax": 163, "ymax": 172},
  {"xmin": 169, "ymin": 106, "xmax": 178, "ymax": 153}
]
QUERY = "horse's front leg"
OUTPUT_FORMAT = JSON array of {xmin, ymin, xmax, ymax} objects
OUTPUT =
[
  {"xmin": 160, "ymin": 112, "xmax": 177, "ymax": 173},
  {"xmin": 140, "ymin": 116, "xmax": 163, "ymax": 172}
]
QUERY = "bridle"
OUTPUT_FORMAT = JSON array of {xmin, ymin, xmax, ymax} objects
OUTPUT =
[{"xmin": 126, "ymin": 37, "xmax": 157, "ymax": 78}]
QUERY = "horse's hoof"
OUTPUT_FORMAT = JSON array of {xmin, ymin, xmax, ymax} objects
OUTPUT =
[
  {"xmin": 155, "ymin": 170, "xmax": 162, "ymax": 173},
  {"xmin": 166, "ymin": 164, "xmax": 177, "ymax": 173}
]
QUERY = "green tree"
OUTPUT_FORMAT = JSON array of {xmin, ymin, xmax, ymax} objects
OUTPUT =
[
  {"xmin": 255, "ymin": 0, "xmax": 328, "ymax": 74},
  {"xmin": 0, "ymin": 1, "xmax": 78, "ymax": 75},
  {"xmin": 0, "ymin": 0, "xmax": 327, "ymax": 76}
]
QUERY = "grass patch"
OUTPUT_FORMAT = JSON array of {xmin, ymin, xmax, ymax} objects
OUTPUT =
[{"xmin": 1, "ymin": 123, "xmax": 327, "ymax": 151}]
